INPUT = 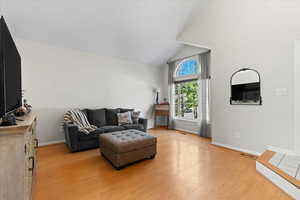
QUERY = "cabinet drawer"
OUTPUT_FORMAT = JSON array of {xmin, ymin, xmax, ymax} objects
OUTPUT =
[{"xmin": 155, "ymin": 110, "xmax": 169, "ymax": 116}]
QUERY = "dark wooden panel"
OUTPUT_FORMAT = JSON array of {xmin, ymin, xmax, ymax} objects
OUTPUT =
[{"xmin": 155, "ymin": 110, "xmax": 169, "ymax": 116}]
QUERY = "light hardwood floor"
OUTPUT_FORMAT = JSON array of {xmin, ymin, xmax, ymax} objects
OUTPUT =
[{"xmin": 33, "ymin": 128, "xmax": 291, "ymax": 200}]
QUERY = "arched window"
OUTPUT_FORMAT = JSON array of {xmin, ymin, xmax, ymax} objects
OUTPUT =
[
  {"xmin": 173, "ymin": 57, "xmax": 200, "ymax": 121},
  {"xmin": 176, "ymin": 59, "xmax": 199, "ymax": 77},
  {"xmin": 174, "ymin": 58, "xmax": 200, "ymax": 82}
]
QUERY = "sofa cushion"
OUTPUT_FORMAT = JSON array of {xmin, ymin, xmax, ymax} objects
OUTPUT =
[
  {"xmin": 122, "ymin": 124, "xmax": 144, "ymax": 131},
  {"xmin": 87, "ymin": 109, "xmax": 106, "ymax": 127},
  {"xmin": 102, "ymin": 125, "xmax": 125, "ymax": 133},
  {"xmin": 78, "ymin": 128, "xmax": 104, "ymax": 141},
  {"xmin": 106, "ymin": 108, "xmax": 120, "ymax": 125},
  {"xmin": 119, "ymin": 108, "xmax": 134, "ymax": 113}
]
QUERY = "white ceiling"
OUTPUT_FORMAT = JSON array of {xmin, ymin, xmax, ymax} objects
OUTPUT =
[{"xmin": 2, "ymin": 0, "xmax": 202, "ymax": 66}]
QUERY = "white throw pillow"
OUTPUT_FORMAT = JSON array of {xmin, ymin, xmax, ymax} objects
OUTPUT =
[{"xmin": 117, "ymin": 112, "xmax": 133, "ymax": 126}]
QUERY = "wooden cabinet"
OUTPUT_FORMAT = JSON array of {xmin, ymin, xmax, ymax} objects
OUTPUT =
[
  {"xmin": 154, "ymin": 104, "xmax": 170, "ymax": 128},
  {"xmin": 0, "ymin": 113, "xmax": 37, "ymax": 200}
]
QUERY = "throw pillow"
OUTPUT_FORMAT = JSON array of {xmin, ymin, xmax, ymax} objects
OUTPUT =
[
  {"xmin": 106, "ymin": 108, "xmax": 121, "ymax": 125},
  {"xmin": 117, "ymin": 112, "xmax": 133, "ymax": 125},
  {"xmin": 86, "ymin": 109, "xmax": 106, "ymax": 127},
  {"xmin": 131, "ymin": 111, "xmax": 141, "ymax": 124}
]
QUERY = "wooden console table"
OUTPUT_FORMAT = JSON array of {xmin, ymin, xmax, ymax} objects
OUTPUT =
[{"xmin": 154, "ymin": 103, "xmax": 170, "ymax": 128}]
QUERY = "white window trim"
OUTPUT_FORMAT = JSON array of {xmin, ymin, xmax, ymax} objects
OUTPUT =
[
  {"xmin": 173, "ymin": 74, "xmax": 199, "ymax": 83},
  {"xmin": 172, "ymin": 56, "xmax": 201, "ymax": 121}
]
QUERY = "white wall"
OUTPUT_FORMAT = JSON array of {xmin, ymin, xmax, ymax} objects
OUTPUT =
[
  {"xmin": 17, "ymin": 39, "xmax": 164, "ymax": 144},
  {"xmin": 294, "ymin": 40, "xmax": 300, "ymax": 155},
  {"xmin": 174, "ymin": 119, "xmax": 200, "ymax": 134},
  {"xmin": 169, "ymin": 44, "xmax": 208, "ymax": 62},
  {"xmin": 178, "ymin": 0, "xmax": 300, "ymax": 153}
]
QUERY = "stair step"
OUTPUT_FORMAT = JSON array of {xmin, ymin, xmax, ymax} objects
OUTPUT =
[
  {"xmin": 257, "ymin": 151, "xmax": 300, "ymax": 189},
  {"xmin": 257, "ymin": 150, "xmax": 300, "ymax": 189}
]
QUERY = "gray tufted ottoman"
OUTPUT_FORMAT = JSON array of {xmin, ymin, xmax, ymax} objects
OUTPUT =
[{"xmin": 99, "ymin": 129, "xmax": 157, "ymax": 169}]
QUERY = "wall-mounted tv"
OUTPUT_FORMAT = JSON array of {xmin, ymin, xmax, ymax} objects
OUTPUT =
[
  {"xmin": 231, "ymin": 82, "xmax": 260, "ymax": 103},
  {"xmin": 0, "ymin": 16, "xmax": 22, "ymax": 118}
]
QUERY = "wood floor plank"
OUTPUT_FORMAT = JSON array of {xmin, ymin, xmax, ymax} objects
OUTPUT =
[{"xmin": 33, "ymin": 128, "xmax": 291, "ymax": 200}]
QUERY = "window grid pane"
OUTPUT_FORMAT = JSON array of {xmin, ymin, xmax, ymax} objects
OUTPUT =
[
  {"xmin": 176, "ymin": 59, "xmax": 198, "ymax": 77},
  {"xmin": 174, "ymin": 80, "xmax": 199, "ymax": 120}
]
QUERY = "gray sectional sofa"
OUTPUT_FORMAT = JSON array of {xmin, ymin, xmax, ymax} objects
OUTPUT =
[{"xmin": 63, "ymin": 108, "xmax": 148, "ymax": 152}]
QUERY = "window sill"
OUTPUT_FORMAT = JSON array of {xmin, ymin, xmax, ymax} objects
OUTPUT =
[{"xmin": 174, "ymin": 118, "xmax": 201, "ymax": 123}]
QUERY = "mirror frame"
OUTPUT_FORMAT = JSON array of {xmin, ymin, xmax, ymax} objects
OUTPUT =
[{"xmin": 230, "ymin": 68, "xmax": 262, "ymax": 105}]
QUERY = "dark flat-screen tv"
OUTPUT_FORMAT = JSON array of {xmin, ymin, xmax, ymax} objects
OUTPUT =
[
  {"xmin": 0, "ymin": 16, "xmax": 22, "ymax": 118},
  {"xmin": 231, "ymin": 82, "xmax": 260, "ymax": 103}
]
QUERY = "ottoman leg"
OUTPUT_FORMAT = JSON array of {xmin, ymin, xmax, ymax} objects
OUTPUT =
[{"xmin": 149, "ymin": 154, "xmax": 156, "ymax": 159}]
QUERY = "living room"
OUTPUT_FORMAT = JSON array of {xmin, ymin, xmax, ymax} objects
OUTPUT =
[{"xmin": 1, "ymin": 0, "xmax": 300, "ymax": 199}]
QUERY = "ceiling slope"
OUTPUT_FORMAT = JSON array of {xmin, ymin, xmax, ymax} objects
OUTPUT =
[{"xmin": 2, "ymin": 0, "xmax": 202, "ymax": 66}]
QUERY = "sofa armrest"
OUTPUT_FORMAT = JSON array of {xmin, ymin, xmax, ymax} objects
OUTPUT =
[
  {"xmin": 63, "ymin": 123, "xmax": 80, "ymax": 152},
  {"xmin": 138, "ymin": 118, "xmax": 148, "ymax": 132}
]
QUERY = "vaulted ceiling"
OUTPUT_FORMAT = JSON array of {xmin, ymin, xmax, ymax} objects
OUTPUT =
[{"xmin": 2, "ymin": 0, "xmax": 202, "ymax": 66}]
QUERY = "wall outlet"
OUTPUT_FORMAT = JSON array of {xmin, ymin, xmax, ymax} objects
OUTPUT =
[{"xmin": 275, "ymin": 88, "xmax": 288, "ymax": 96}]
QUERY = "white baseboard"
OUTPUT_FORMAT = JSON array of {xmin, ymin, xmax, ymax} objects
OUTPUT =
[
  {"xmin": 212, "ymin": 141, "xmax": 261, "ymax": 156},
  {"xmin": 266, "ymin": 145, "xmax": 296, "ymax": 155},
  {"xmin": 175, "ymin": 128, "xmax": 199, "ymax": 135},
  {"xmin": 256, "ymin": 161, "xmax": 297, "ymax": 199},
  {"xmin": 39, "ymin": 140, "xmax": 65, "ymax": 147}
]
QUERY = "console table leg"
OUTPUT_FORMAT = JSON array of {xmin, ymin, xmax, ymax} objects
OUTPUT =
[{"xmin": 167, "ymin": 116, "xmax": 169, "ymax": 129}]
